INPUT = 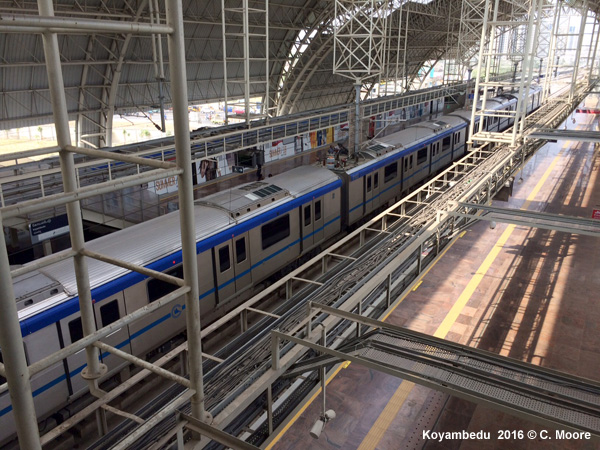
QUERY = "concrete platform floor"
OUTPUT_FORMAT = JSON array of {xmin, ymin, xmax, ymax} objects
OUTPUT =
[{"xmin": 267, "ymin": 109, "xmax": 600, "ymax": 450}]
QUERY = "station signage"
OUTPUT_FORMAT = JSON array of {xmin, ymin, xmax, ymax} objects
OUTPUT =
[
  {"xmin": 29, "ymin": 214, "xmax": 70, "ymax": 244},
  {"xmin": 592, "ymin": 209, "xmax": 600, "ymax": 220},
  {"xmin": 149, "ymin": 175, "xmax": 179, "ymax": 195}
]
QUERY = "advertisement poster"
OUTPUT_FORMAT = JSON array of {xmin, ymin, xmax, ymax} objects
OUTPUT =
[
  {"xmin": 149, "ymin": 175, "xmax": 178, "ymax": 195},
  {"xmin": 196, "ymin": 159, "xmax": 218, "ymax": 183},
  {"xmin": 310, "ymin": 131, "xmax": 318, "ymax": 148}
]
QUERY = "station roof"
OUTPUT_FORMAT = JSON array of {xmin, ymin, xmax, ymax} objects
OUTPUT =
[{"xmin": 0, "ymin": 0, "xmax": 598, "ymax": 146}]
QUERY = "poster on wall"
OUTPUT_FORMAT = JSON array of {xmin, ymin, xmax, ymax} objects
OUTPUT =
[
  {"xmin": 264, "ymin": 138, "xmax": 295, "ymax": 162},
  {"xmin": 310, "ymin": 131, "xmax": 317, "ymax": 148},
  {"xmin": 334, "ymin": 123, "xmax": 349, "ymax": 141},
  {"xmin": 215, "ymin": 153, "xmax": 235, "ymax": 177},
  {"xmin": 302, "ymin": 133, "xmax": 311, "ymax": 151},
  {"xmin": 195, "ymin": 159, "xmax": 218, "ymax": 183}
]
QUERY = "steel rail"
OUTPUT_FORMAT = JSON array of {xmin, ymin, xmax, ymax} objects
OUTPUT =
[
  {"xmin": 97, "ymin": 84, "xmax": 592, "ymax": 448},
  {"xmin": 0, "ymin": 14, "xmax": 173, "ymax": 34}
]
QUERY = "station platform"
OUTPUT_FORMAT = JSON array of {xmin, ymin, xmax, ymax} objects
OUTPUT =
[
  {"xmin": 266, "ymin": 105, "xmax": 600, "ymax": 449},
  {"xmin": 77, "ymin": 146, "xmax": 322, "ymax": 226}
]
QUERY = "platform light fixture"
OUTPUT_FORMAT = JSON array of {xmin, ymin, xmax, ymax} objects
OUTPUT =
[{"xmin": 310, "ymin": 409, "xmax": 337, "ymax": 439}]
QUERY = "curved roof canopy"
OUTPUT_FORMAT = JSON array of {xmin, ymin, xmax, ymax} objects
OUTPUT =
[{"xmin": 0, "ymin": 0, "xmax": 598, "ymax": 147}]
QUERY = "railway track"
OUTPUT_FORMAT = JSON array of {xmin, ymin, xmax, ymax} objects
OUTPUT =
[{"xmin": 86, "ymin": 83, "xmax": 592, "ymax": 449}]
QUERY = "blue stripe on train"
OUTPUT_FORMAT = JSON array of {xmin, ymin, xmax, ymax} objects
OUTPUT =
[
  {"xmin": 349, "ymin": 124, "xmax": 467, "ymax": 181},
  {"xmin": 2, "ymin": 215, "xmax": 342, "ymax": 419},
  {"xmin": 348, "ymin": 143, "xmax": 465, "ymax": 214},
  {"xmin": 19, "ymin": 179, "xmax": 342, "ymax": 337}
]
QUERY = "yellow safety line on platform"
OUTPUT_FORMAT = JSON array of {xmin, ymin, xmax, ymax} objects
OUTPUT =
[
  {"xmin": 356, "ymin": 381, "xmax": 415, "ymax": 450},
  {"xmin": 264, "ymin": 364, "xmax": 345, "ymax": 450},
  {"xmin": 357, "ymin": 149, "xmax": 565, "ymax": 450},
  {"xmin": 265, "ymin": 230, "xmax": 466, "ymax": 449}
]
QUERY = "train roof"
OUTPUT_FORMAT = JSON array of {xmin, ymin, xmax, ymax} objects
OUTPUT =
[
  {"xmin": 17, "ymin": 166, "xmax": 340, "ymax": 325},
  {"xmin": 198, "ymin": 166, "xmax": 338, "ymax": 219},
  {"xmin": 33, "ymin": 204, "xmax": 231, "ymax": 298},
  {"xmin": 341, "ymin": 117, "xmax": 467, "ymax": 180}
]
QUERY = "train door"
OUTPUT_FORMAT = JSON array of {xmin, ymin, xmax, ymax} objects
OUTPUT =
[
  {"xmin": 234, "ymin": 234, "xmax": 252, "ymax": 292},
  {"xmin": 371, "ymin": 171, "xmax": 380, "ymax": 209},
  {"xmin": 60, "ymin": 311, "xmax": 94, "ymax": 395},
  {"xmin": 23, "ymin": 326, "xmax": 68, "ymax": 420},
  {"xmin": 313, "ymin": 198, "xmax": 324, "ymax": 242},
  {"xmin": 402, "ymin": 154, "xmax": 414, "ymax": 192},
  {"xmin": 93, "ymin": 292, "xmax": 131, "ymax": 375},
  {"xmin": 214, "ymin": 241, "xmax": 235, "ymax": 303},
  {"xmin": 365, "ymin": 174, "xmax": 374, "ymax": 215},
  {"xmin": 301, "ymin": 203, "xmax": 314, "ymax": 250}
]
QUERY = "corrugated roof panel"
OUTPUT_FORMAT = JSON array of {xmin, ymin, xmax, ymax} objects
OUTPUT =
[{"xmin": 37, "ymin": 205, "xmax": 232, "ymax": 295}]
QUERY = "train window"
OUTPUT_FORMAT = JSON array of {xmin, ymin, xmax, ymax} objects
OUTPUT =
[
  {"xmin": 304, "ymin": 205, "xmax": 311, "ymax": 226},
  {"xmin": 315, "ymin": 201, "xmax": 322, "ymax": 221},
  {"xmin": 442, "ymin": 136, "xmax": 451, "ymax": 152},
  {"xmin": 384, "ymin": 162, "xmax": 397, "ymax": 182},
  {"xmin": 219, "ymin": 246, "xmax": 231, "ymax": 273},
  {"xmin": 409, "ymin": 155, "xmax": 414, "ymax": 169},
  {"xmin": 366, "ymin": 176, "xmax": 372, "ymax": 192},
  {"xmin": 148, "ymin": 265, "xmax": 184, "ymax": 303},
  {"xmin": 236, "ymin": 237, "xmax": 247, "ymax": 264},
  {"xmin": 417, "ymin": 147, "xmax": 427, "ymax": 165},
  {"xmin": 100, "ymin": 300, "xmax": 120, "ymax": 326},
  {"xmin": 69, "ymin": 318, "xmax": 84, "ymax": 342},
  {"xmin": 404, "ymin": 158, "xmax": 408, "ymax": 171},
  {"xmin": 262, "ymin": 215, "xmax": 290, "ymax": 250},
  {"xmin": 374, "ymin": 172, "xmax": 379, "ymax": 189}
]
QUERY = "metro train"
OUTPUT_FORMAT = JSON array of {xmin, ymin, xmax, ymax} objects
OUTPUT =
[{"xmin": 0, "ymin": 86, "xmax": 541, "ymax": 445}]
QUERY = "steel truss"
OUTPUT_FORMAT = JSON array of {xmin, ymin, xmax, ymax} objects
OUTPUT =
[
  {"xmin": 333, "ymin": 0, "xmax": 389, "ymax": 154},
  {"xmin": 221, "ymin": 0, "xmax": 270, "ymax": 124},
  {"xmin": 469, "ymin": 0, "xmax": 546, "ymax": 148},
  {"xmin": 273, "ymin": 304, "xmax": 600, "ymax": 437},
  {"xmin": 333, "ymin": 0, "xmax": 388, "ymax": 81},
  {"xmin": 160, "ymin": 83, "xmax": 591, "ymax": 450},
  {"xmin": 67, "ymin": 81, "xmax": 591, "ymax": 449},
  {"xmin": 542, "ymin": 1, "xmax": 593, "ymax": 102},
  {"xmin": 0, "ymin": 1, "xmax": 210, "ymax": 448}
]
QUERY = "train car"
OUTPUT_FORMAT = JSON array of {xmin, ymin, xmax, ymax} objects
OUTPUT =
[
  {"xmin": 0, "ymin": 166, "xmax": 342, "ymax": 446},
  {"xmin": 336, "ymin": 116, "xmax": 468, "ymax": 227},
  {"xmin": 448, "ymin": 86, "xmax": 542, "ymax": 139},
  {"xmin": 0, "ymin": 86, "xmax": 542, "ymax": 447}
]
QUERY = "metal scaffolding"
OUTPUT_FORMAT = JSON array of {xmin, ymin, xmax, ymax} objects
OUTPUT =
[
  {"xmin": 542, "ymin": 1, "xmax": 594, "ymax": 103},
  {"xmin": 442, "ymin": 1, "xmax": 465, "ymax": 86},
  {"xmin": 0, "ymin": 1, "xmax": 208, "ymax": 448},
  {"xmin": 221, "ymin": 0, "xmax": 270, "ymax": 124},
  {"xmin": 333, "ymin": 0, "xmax": 388, "ymax": 154},
  {"xmin": 468, "ymin": 0, "xmax": 545, "ymax": 148}
]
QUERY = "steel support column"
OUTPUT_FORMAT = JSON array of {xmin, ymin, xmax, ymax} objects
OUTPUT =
[
  {"xmin": 38, "ymin": 0, "xmax": 105, "ymax": 386},
  {"xmin": 354, "ymin": 82, "xmax": 361, "ymax": 156},
  {"xmin": 165, "ymin": 0, "xmax": 209, "ymax": 425},
  {"xmin": 569, "ymin": 1, "xmax": 589, "ymax": 102},
  {"xmin": 589, "ymin": 19, "xmax": 600, "ymax": 82},
  {"xmin": 0, "ymin": 213, "xmax": 41, "ymax": 448}
]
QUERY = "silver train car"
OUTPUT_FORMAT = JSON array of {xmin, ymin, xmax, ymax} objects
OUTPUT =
[
  {"xmin": 0, "ymin": 87, "xmax": 541, "ymax": 446},
  {"xmin": 1, "ymin": 166, "xmax": 342, "ymax": 445}
]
